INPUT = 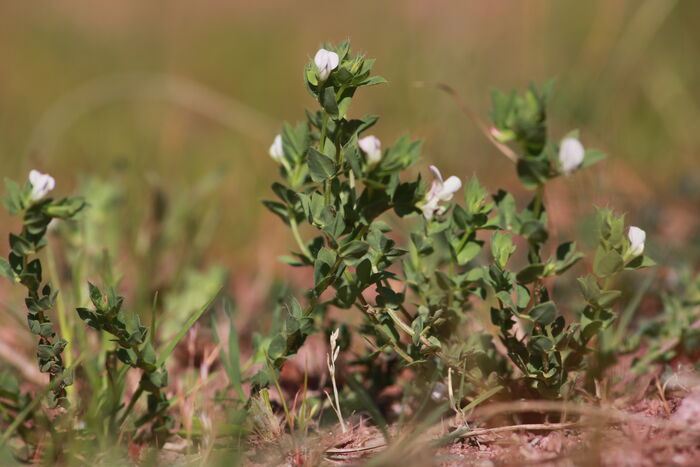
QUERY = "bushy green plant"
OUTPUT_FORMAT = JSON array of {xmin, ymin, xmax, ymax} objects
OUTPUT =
[
  {"xmin": 261, "ymin": 41, "xmax": 654, "ymax": 410},
  {"xmin": 632, "ymin": 268, "xmax": 700, "ymax": 373}
]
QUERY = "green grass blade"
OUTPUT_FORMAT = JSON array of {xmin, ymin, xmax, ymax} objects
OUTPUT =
[
  {"xmin": 224, "ymin": 299, "xmax": 245, "ymax": 400},
  {"xmin": 156, "ymin": 288, "xmax": 221, "ymax": 367},
  {"xmin": 150, "ymin": 290, "xmax": 159, "ymax": 346}
]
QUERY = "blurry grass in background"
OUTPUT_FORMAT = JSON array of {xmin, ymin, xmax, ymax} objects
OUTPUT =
[{"xmin": 1, "ymin": 0, "xmax": 699, "ymax": 270}]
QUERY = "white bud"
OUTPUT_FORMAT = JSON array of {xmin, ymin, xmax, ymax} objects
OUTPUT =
[
  {"xmin": 358, "ymin": 135, "xmax": 382, "ymax": 164},
  {"xmin": 558, "ymin": 137, "xmax": 585, "ymax": 174},
  {"xmin": 419, "ymin": 165, "xmax": 462, "ymax": 220},
  {"xmin": 314, "ymin": 48, "xmax": 339, "ymax": 82},
  {"xmin": 28, "ymin": 170, "xmax": 55, "ymax": 201},
  {"xmin": 628, "ymin": 226, "xmax": 646, "ymax": 257},
  {"xmin": 269, "ymin": 134, "xmax": 284, "ymax": 161}
]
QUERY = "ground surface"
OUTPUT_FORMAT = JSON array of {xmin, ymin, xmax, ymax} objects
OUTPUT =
[{"xmin": 242, "ymin": 387, "xmax": 700, "ymax": 466}]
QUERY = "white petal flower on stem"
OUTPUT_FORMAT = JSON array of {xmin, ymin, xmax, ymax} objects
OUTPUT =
[
  {"xmin": 420, "ymin": 165, "xmax": 462, "ymax": 220},
  {"xmin": 314, "ymin": 48, "xmax": 339, "ymax": 82},
  {"xmin": 269, "ymin": 134, "xmax": 284, "ymax": 161},
  {"xmin": 28, "ymin": 170, "xmax": 55, "ymax": 201},
  {"xmin": 358, "ymin": 135, "xmax": 382, "ymax": 164},
  {"xmin": 628, "ymin": 226, "xmax": 646, "ymax": 257},
  {"xmin": 558, "ymin": 137, "xmax": 585, "ymax": 174}
]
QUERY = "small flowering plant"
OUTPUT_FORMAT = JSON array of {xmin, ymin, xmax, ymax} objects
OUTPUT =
[
  {"xmin": 1, "ymin": 171, "xmax": 85, "ymax": 407},
  {"xmin": 260, "ymin": 41, "xmax": 654, "ymax": 409}
]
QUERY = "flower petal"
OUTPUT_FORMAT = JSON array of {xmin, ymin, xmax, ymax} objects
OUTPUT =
[
  {"xmin": 559, "ymin": 137, "xmax": 585, "ymax": 173},
  {"xmin": 440, "ymin": 176, "xmax": 462, "ymax": 199},
  {"xmin": 627, "ymin": 226, "xmax": 646, "ymax": 256},
  {"xmin": 428, "ymin": 165, "xmax": 443, "ymax": 183}
]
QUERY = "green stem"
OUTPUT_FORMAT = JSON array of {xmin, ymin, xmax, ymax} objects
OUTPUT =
[
  {"xmin": 290, "ymin": 215, "xmax": 311, "ymax": 258},
  {"xmin": 533, "ymin": 185, "xmax": 545, "ymax": 219},
  {"xmin": 118, "ymin": 386, "xmax": 144, "ymax": 426},
  {"xmin": 319, "ymin": 112, "xmax": 329, "ymax": 153}
]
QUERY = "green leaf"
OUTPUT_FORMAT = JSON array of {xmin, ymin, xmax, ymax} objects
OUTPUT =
[
  {"xmin": 577, "ymin": 275, "xmax": 601, "ymax": 304},
  {"xmin": 339, "ymin": 241, "xmax": 369, "ymax": 259},
  {"xmin": 626, "ymin": 255, "xmax": 656, "ymax": 270},
  {"xmin": 320, "ymin": 87, "xmax": 339, "ymax": 118},
  {"xmin": 456, "ymin": 241, "xmax": 482, "ymax": 265},
  {"xmin": 491, "ymin": 232, "xmax": 516, "ymax": 269},
  {"xmin": 0, "ymin": 258, "xmax": 15, "ymax": 281},
  {"xmin": 530, "ymin": 335, "xmax": 554, "ymax": 352},
  {"xmin": 307, "ymin": 148, "xmax": 336, "ymax": 182},
  {"xmin": 464, "ymin": 176, "xmax": 487, "ymax": 214},
  {"xmin": 356, "ymin": 259, "xmax": 372, "ymax": 284},
  {"xmin": 555, "ymin": 241, "xmax": 583, "ymax": 273},
  {"xmin": 141, "ymin": 342, "xmax": 157, "ymax": 367},
  {"xmin": 88, "ymin": 282, "xmax": 104, "ymax": 310},
  {"xmin": 262, "ymin": 200, "xmax": 290, "ymax": 225},
  {"xmin": 336, "ymin": 87, "xmax": 357, "ymax": 119},
  {"xmin": 516, "ymin": 157, "xmax": 549, "ymax": 189},
  {"xmin": 517, "ymin": 263, "xmax": 545, "ymax": 284},
  {"xmin": 43, "ymin": 197, "xmax": 86, "ymax": 219},
  {"xmin": 597, "ymin": 290, "xmax": 622, "ymax": 308},
  {"xmin": 581, "ymin": 322, "xmax": 603, "ymax": 344},
  {"xmin": 529, "ymin": 301, "xmax": 556, "ymax": 325},
  {"xmin": 9, "ymin": 234, "xmax": 33, "ymax": 256},
  {"xmin": 314, "ymin": 247, "xmax": 338, "ymax": 287},
  {"xmin": 593, "ymin": 248, "xmax": 624, "ymax": 278},
  {"xmin": 580, "ymin": 149, "xmax": 606, "ymax": 169},
  {"xmin": 267, "ymin": 334, "xmax": 287, "ymax": 360}
]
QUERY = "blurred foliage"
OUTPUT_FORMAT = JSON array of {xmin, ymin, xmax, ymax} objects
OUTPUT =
[{"xmin": 1, "ymin": 1, "xmax": 699, "ymax": 268}]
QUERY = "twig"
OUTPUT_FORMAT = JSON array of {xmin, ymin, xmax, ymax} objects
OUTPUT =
[
  {"xmin": 468, "ymin": 399, "xmax": 695, "ymax": 433},
  {"xmin": 413, "ymin": 81, "xmax": 518, "ymax": 163},
  {"xmin": 454, "ymin": 421, "xmax": 580, "ymax": 439},
  {"xmin": 326, "ymin": 443, "xmax": 387, "ymax": 455},
  {"xmin": 326, "ymin": 421, "xmax": 577, "ymax": 457}
]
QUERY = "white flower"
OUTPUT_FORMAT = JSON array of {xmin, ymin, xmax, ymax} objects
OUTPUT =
[
  {"xmin": 314, "ymin": 48, "xmax": 339, "ymax": 82},
  {"xmin": 269, "ymin": 134, "xmax": 284, "ymax": 161},
  {"xmin": 28, "ymin": 170, "xmax": 55, "ymax": 201},
  {"xmin": 420, "ymin": 165, "xmax": 462, "ymax": 220},
  {"xmin": 628, "ymin": 226, "xmax": 646, "ymax": 257},
  {"xmin": 358, "ymin": 135, "xmax": 382, "ymax": 164},
  {"xmin": 558, "ymin": 137, "xmax": 585, "ymax": 174}
]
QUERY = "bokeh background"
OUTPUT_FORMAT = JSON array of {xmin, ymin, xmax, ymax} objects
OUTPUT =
[{"xmin": 1, "ymin": 0, "xmax": 699, "ymax": 278}]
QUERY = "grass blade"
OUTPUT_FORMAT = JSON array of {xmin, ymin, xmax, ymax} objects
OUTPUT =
[{"xmin": 156, "ymin": 288, "xmax": 221, "ymax": 367}]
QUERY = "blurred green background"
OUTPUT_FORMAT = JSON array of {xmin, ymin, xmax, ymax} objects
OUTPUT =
[{"xmin": 1, "ymin": 0, "xmax": 698, "ymax": 269}]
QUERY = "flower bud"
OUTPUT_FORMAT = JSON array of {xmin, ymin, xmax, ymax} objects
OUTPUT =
[
  {"xmin": 628, "ymin": 226, "xmax": 646, "ymax": 257},
  {"xmin": 28, "ymin": 170, "xmax": 55, "ymax": 201},
  {"xmin": 314, "ymin": 48, "xmax": 339, "ymax": 82},
  {"xmin": 269, "ymin": 134, "xmax": 284, "ymax": 161},
  {"xmin": 558, "ymin": 137, "xmax": 585, "ymax": 174},
  {"xmin": 358, "ymin": 135, "xmax": 382, "ymax": 164}
]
